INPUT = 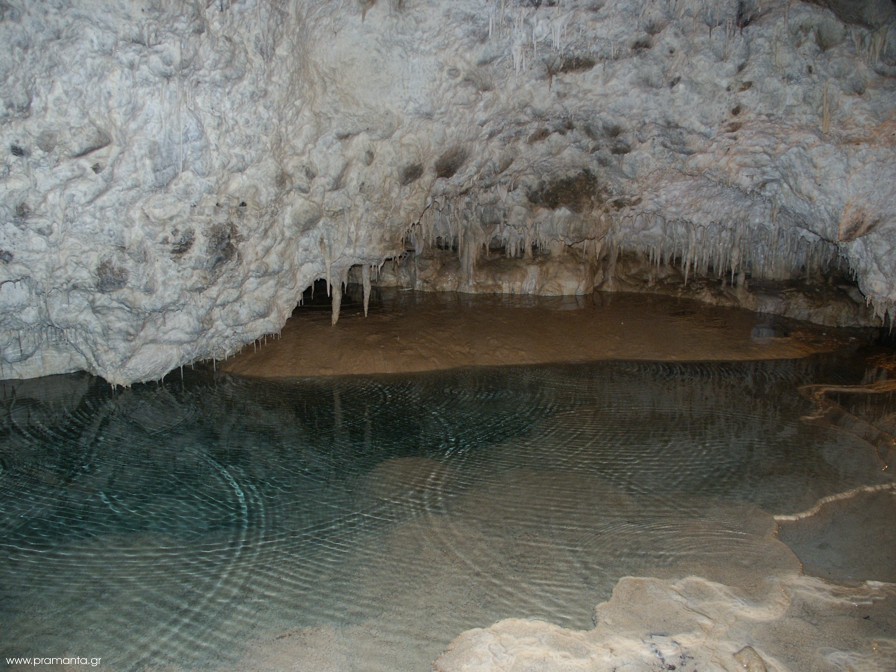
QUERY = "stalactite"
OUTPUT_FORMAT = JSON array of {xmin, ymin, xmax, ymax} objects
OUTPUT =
[
  {"xmin": 331, "ymin": 267, "xmax": 349, "ymax": 326},
  {"xmin": 321, "ymin": 235, "xmax": 332, "ymax": 297},
  {"xmin": 331, "ymin": 281, "xmax": 342, "ymax": 326},
  {"xmin": 362, "ymin": 264, "xmax": 371, "ymax": 317}
]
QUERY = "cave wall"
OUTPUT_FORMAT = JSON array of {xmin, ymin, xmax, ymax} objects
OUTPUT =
[{"xmin": 1, "ymin": 0, "xmax": 895, "ymax": 384}]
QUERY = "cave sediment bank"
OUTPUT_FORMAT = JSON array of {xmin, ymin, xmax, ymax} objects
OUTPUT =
[{"xmin": 222, "ymin": 289, "xmax": 875, "ymax": 379}]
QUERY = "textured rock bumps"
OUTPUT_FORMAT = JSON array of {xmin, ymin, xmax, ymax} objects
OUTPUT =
[{"xmin": 1, "ymin": 0, "xmax": 894, "ymax": 384}]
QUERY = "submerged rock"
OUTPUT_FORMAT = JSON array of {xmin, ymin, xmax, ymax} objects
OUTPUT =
[{"xmin": 433, "ymin": 574, "xmax": 896, "ymax": 672}]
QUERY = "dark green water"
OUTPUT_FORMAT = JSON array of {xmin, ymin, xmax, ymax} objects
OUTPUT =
[{"xmin": 1, "ymin": 357, "xmax": 892, "ymax": 671}]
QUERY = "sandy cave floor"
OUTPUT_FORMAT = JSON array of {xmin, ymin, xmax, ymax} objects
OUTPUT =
[{"xmin": 222, "ymin": 289, "xmax": 869, "ymax": 378}]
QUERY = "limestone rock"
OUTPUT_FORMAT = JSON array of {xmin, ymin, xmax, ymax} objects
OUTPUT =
[
  {"xmin": 2, "ymin": 0, "xmax": 895, "ymax": 384},
  {"xmin": 433, "ymin": 574, "xmax": 896, "ymax": 672}
]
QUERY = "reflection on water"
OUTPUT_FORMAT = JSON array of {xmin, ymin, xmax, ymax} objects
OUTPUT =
[{"xmin": 0, "ymin": 356, "xmax": 893, "ymax": 671}]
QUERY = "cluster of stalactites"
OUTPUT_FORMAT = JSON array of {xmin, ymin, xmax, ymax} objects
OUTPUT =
[
  {"xmin": 310, "ymin": 196, "xmax": 853, "ymax": 327},
  {"xmin": 301, "ymin": 263, "xmax": 384, "ymax": 327},
  {"xmin": 404, "ymin": 195, "xmax": 607, "ymax": 283},
  {"xmin": 614, "ymin": 215, "xmax": 844, "ymax": 286},
  {"xmin": 400, "ymin": 196, "xmax": 845, "ymax": 290}
]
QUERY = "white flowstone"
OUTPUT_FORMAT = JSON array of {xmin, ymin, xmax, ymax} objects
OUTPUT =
[
  {"xmin": 433, "ymin": 574, "xmax": 896, "ymax": 672},
  {"xmin": 1, "ymin": 0, "xmax": 895, "ymax": 384}
]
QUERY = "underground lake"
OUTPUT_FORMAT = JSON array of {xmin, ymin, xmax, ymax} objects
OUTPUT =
[{"xmin": 2, "ymin": 333, "xmax": 894, "ymax": 671}]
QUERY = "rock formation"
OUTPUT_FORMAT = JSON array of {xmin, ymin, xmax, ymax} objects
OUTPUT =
[
  {"xmin": 1, "ymin": 0, "xmax": 895, "ymax": 384},
  {"xmin": 433, "ymin": 573, "xmax": 896, "ymax": 672}
]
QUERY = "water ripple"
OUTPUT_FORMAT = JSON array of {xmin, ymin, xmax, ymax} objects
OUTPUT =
[{"xmin": 1, "ymin": 358, "xmax": 893, "ymax": 671}]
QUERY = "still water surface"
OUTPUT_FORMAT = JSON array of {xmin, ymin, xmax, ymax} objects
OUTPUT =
[{"xmin": 0, "ymin": 356, "xmax": 892, "ymax": 670}]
